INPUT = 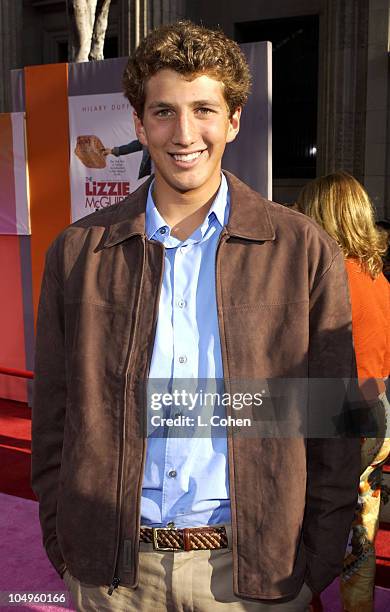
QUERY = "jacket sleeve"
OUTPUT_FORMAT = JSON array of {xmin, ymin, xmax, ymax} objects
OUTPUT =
[
  {"xmin": 115, "ymin": 140, "xmax": 143, "ymax": 156},
  {"xmin": 31, "ymin": 240, "xmax": 67, "ymax": 578},
  {"xmin": 304, "ymin": 250, "xmax": 361, "ymax": 593}
]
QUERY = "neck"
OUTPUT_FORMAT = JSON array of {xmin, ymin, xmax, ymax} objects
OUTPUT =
[{"xmin": 152, "ymin": 171, "xmax": 222, "ymax": 241}]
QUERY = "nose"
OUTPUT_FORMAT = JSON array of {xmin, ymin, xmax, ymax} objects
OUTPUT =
[{"xmin": 172, "ymin": 111, "xmax": 196, "ymax": 147}]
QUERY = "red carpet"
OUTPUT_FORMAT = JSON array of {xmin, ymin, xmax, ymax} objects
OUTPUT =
[{"xmin": 376, "ymin": 522, "xmax": 390, "ymax": 588}]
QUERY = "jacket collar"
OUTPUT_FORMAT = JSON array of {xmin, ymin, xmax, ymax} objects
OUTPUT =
[
  {"xmin": 102, "ymin": 177, "xmax": 151, "ymax": 247},
  {"xmin": 224, "ymin": 171, "xmax": 275, "ymax": 241},
  {"xmin": 102, "ymin": 171, "xmax": 275, "ymax": 248}
]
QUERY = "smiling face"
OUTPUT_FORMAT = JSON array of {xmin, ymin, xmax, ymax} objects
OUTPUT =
[{"xmin": 133, "ymin": 69, "xmax": 241, "ymax": 202}]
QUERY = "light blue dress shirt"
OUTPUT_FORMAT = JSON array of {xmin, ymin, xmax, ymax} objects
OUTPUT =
[{"xmin": 141, "ymin": 174, "xmax": 231, "ymax": 527}]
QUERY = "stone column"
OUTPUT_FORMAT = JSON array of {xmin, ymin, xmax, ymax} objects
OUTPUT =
[
  {"xmin": 363, "ymin": 0, "xmax": 390, "ymax": 219},
  {"xmin": 118, "ymin": 0, "xmax": 145, "ymax": 56},
  {"xmin": 317, "ymin": 0, "xmax": 369, "ymax": 184},
  {"xmin": 149, "ymin": 0, "xmax": 185, "ymax": 28},
  {"xmin": 0, "ymin": 0, "xmax": 23, "ymax": 112},
  {"xmin": 118, "ymin": 0, "xmax": 186, "ymax": 56}
]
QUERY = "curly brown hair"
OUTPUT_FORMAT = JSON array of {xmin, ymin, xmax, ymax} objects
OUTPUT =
[{"xmin": 123, "ymin": 20, "xmax": 252, "ymax": 118}]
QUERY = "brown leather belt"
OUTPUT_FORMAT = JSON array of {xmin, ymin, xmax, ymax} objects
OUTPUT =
[{"xmin": 139, "ymin": 525, "xmax": 228, "ymax": 551}]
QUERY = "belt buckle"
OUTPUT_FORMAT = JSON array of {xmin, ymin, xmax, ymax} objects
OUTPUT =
[{"xmin": 152, "ymin": 527, "xmax": 178, "ymax": 551}]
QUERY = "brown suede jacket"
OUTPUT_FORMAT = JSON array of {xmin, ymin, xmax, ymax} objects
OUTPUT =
[{"xmin": 32, "ymin": 171, "xmax": 360, "ymax": 601}]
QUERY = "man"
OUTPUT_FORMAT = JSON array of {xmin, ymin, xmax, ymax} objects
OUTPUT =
[{"xmin": 32, "ymin": 21, "xmax": 360, "ymax": 611}]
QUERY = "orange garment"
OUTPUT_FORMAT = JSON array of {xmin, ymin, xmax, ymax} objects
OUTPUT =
[{"xmin": 345, "ymin": 258, "xmax": 390, "ymax": 398}]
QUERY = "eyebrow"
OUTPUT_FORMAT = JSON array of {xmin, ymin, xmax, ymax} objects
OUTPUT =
[{"xmin": 147, "ymin": 99, "xmax": 223, "ymax": 109}]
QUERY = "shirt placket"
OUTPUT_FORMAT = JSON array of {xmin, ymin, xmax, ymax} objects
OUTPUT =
[
  {"xmin": 161, "ymin": 241, "xmax": 197, "ymax": 523},
  {"xmin": 155, "ymin": 216, "xmax": 223, "ymax": 525}
]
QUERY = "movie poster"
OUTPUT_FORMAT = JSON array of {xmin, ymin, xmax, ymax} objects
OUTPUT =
[{"xmin": 68, "ymin": 92, "xmax": 150, "ymax": 222}]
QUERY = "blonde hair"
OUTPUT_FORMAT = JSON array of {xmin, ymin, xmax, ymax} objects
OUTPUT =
[{"xmin": 296, "ymin": 171, "xmax": 388, "ymax": 278}]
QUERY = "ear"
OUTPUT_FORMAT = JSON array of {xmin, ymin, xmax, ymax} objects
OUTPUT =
[
  {"xmin": 226, "ymin": 107, "xmax": 242, "ymax": 144},
  {"xmin": 133, "ymin": 110, "xmax": 148, "ymax": 146}
]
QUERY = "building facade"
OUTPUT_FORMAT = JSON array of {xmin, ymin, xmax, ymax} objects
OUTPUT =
[{"xmin": 0, "ymin": 0, "xmax": 389, "ymax": 215}]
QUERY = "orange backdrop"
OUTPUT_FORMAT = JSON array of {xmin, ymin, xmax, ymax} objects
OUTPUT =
[{"xmin": 24, "ymin": 63, "xmax": 71, "ymax": 325}]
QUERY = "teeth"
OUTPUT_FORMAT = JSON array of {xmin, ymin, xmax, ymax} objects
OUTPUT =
[{"xmin": 172, "ymin": 151, "xmax": 203, "ymax": 162}]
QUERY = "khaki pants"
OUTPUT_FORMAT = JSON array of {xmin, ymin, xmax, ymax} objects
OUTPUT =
[{"xmin": 64, "ymin": 529, "xmax": 312, "ymax": 612}]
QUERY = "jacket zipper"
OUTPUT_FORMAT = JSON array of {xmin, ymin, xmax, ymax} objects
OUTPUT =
[
  {"xmin": 214, "ymin": 230, "xmax": 239, "ymax": 588},
  {"xmin": 107, "ymin": 235, "xmax": 146, "ymax": 596},
  {"xmin": 131, "ymin": 240, "xmax": 165, "ymax": 591},
  {"xmin": 107, "ymin": 577, "xmax": 120, "ymax": 595}
]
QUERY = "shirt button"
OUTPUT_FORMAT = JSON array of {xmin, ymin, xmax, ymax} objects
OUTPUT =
[
  {"xmin": 160, "ymin": 227, "xmax": 167, "ymax": 235},
  {"xmin": 178, "ymin": 355, "xmax": 187, "ymax": 364},
  {"xmin": 168, "ymin": 469, "xmax": 177, "ymax": 478},
  {"xmin": 177, "ymin": 299, "xmax": 186, "ymax": 308}
]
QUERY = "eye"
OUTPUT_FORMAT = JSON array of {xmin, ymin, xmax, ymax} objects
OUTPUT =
[
  {"xmin": 154, "ymin": 108, "xmax": 174, "ymax": 118},
  {"xmin": 196, "ymin": 107, "xmax": 214, "ymax": 116}
]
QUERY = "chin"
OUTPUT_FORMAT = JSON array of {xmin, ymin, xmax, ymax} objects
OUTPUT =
[
  {"xmin": 156, "ymin": 164, "xmax": 220, "ymax": 194},
  {"xmin": 174, "ymin": 181, "xmax": 206, "ymax": 194},
  {"xmin": 176, "ymin": 169, "xmax": 216, "ymax": 190},
  {"xmin": 165, "ymin": 174, "xmax": 205, "ymax": 193}
]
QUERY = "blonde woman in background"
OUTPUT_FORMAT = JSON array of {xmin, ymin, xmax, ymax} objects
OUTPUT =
[{"xmin": 296, "ymin": 171, "xmax": 390, "ymax": 612}]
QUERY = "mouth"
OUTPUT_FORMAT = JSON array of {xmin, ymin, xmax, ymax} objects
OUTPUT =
[{"xmin": 169, "ymin": 150, "xmax": 206, "ymax": 164}]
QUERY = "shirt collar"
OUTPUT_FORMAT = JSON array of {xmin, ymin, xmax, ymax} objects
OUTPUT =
[
  {"xmin": 207, "ymin": 173, "xmax": 229, "ymax": 228},
  {"xmin": 145, "ymin": 187, "xmax": 168, "ymax": 240},
  {"xmin": 145, "ymin": 173, "xmax": 229, "ymax": 241}
]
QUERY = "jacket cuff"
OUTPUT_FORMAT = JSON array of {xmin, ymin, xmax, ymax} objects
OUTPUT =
[{"xmin": 304, "ymin": 546, "xmax": 340, "ymax": 594}]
